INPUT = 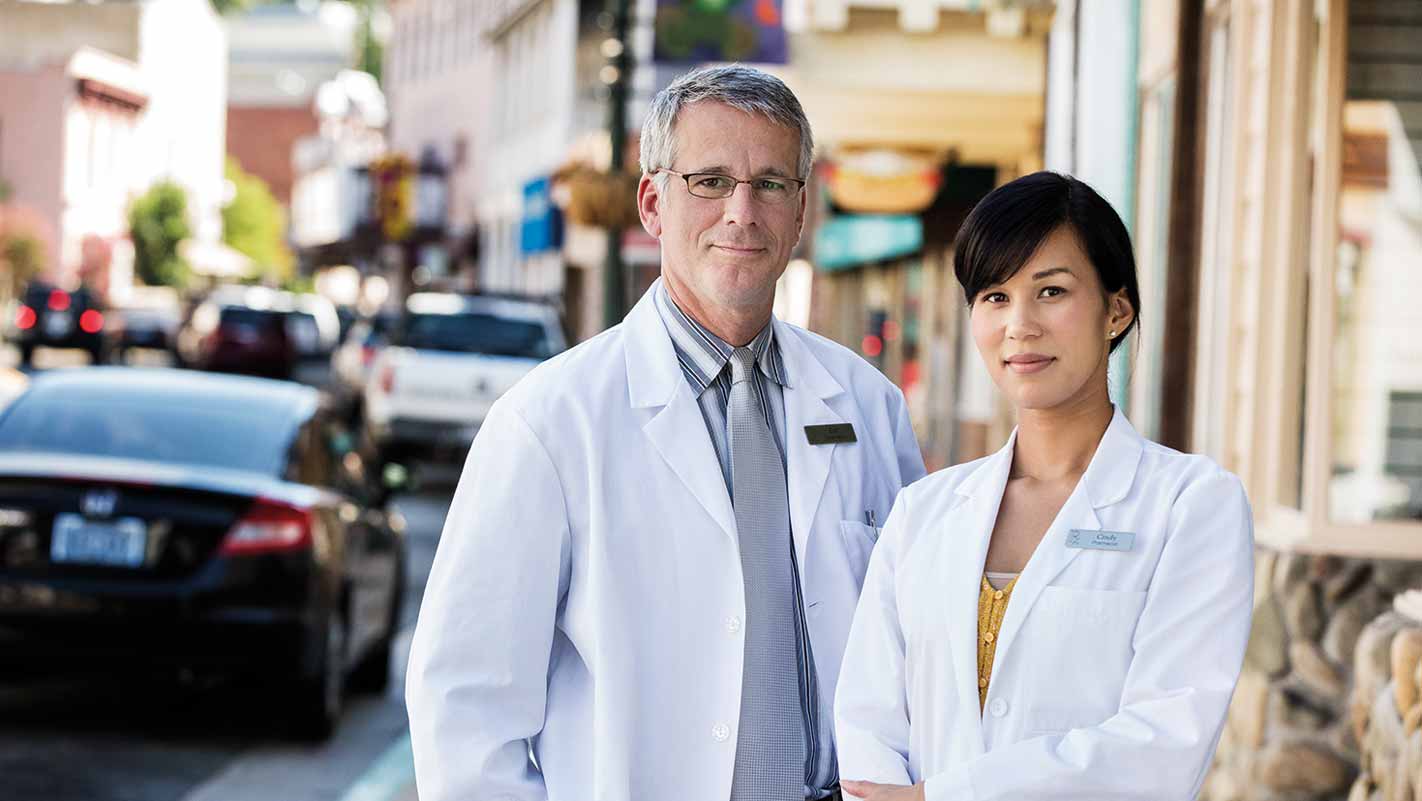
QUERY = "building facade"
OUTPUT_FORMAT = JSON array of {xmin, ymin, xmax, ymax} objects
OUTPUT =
[
  {"xmin": 0, "ymin": 0, "xmax": 228, "ymax": 297},
  {"xmin": 785, "ymin": 0, "xmax": 1054, "ymax": 470},
  {"xmin": 224, "ymin": 0, "xmax": 363, "ymax": 207}
]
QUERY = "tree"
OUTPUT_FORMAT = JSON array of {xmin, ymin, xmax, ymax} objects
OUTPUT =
[
  {"xmin": 0, "ymin": 229, "xmax": 43, "ymax": 303},
  {"xmin": 209, "ymin": 0, "xmax": 253, "ymax": 16},
  {"xmin": 352, "ymin": 0, "xmax": 384, "ymax": 85},
  {"xmin": 222, "ymin": 157, "xmax": 294, "ymax": 285},
  {"xmin": 129, "ymin": 181, "xmax": 191, "ymax": 288}
]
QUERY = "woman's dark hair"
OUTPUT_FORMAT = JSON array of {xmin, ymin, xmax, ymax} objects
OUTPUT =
[{"xmin": 953, "ymin": 171, "xmax": 1141, "ymax": 353}]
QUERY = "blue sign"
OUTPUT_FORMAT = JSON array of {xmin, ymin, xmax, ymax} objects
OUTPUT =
[
  {"xmin": 654, "ymin": 0, "xmax": 788, "ymax": 65},
  {"xmin": 813, "ymin": 215, "xmax": 923, "ymax": 271},
  {"xmin": 521, "ymin": 177, "xmax": 562, "ymax": 255}
]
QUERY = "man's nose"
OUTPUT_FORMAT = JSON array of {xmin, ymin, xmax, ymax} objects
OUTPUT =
[{"xmin": 720, "ymin": 182, "xmax": 760, "ymax": 226}]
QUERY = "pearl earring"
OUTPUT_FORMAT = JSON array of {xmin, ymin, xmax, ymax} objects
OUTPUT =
[{"xmin": 1109, "ymin": 330, "xmax": 1116, "ymax": 338}]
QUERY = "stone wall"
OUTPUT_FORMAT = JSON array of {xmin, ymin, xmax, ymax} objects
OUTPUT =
[{"xmin": 1202, "ymin": 549, "xmax": 1422, "ymax": 801}]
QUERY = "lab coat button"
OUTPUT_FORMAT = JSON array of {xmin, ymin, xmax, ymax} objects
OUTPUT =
[
  {"xmin": 990, "ymin": 698, "xmax": 1009, "ymax": 717},
  {"xmin": 726, "ymin": 616, "xmax": 742, "ymax": 633},
  {"xmin": 712, "ymin": 724, "xmax": 730, "ymax": 742}
]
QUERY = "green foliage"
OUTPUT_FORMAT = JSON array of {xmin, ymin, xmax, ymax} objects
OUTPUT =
[
  {"xmin": 350, "ymin": 0, "xmax": 383, "ymax": 85},
  {"xmin": 129, "ymin": 181, "xmax": 192, "ymax": 288},
  {"xmin": 222, "ymin": 157, "xmax": 294, "ymax": 284},
  {"xmin": 1, "ymin": 230, "xmax": 43, "ymax": 299},
  {"xmin": 210, "ymin": 0, "xmax": 252, "ymax": 16}
]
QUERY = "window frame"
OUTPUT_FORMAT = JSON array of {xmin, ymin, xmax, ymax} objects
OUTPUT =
[{"xmin": 1244, "ymin": 0, "xmax": 1422, "ymax": 555}]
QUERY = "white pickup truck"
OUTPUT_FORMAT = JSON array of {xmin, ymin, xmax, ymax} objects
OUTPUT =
[{"xmin": 361, "ymin": 293, "xmax": 566, "ymax": 463}]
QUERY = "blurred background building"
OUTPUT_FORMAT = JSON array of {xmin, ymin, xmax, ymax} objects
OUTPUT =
[{"xmin": 0, "ymin": 0, "xmax": 228, "ymax": 300}]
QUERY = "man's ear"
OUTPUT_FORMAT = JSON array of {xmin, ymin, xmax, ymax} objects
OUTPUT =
[{"xmin": 637, "ymin": 174, "xmax": 663, "ymax": 238}]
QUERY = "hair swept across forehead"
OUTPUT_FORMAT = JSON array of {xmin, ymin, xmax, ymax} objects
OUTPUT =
[
  {"xmin": 639, "ymin": 64, "xmax": 814, "ymax": 183},
  {"xmin": 952, "ymin": 171, "xmax": 1143, "ymax": 354}
]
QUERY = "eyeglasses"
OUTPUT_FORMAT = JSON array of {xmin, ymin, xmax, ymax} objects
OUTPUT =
[{"xmin": 653, "ymin": 169, "xmax": 806, "ymax": 204}]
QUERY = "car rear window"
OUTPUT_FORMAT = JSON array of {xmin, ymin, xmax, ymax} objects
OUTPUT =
[
  {"xmin": 0, "ymin": 396, "xmax": 297, "ymax": 476},
  {"xmin": 397, "ymin": 312, "xmax": 555, "ymax": 358},
  {"xmin": 220, "ymin": 307, "xmax": 285, "ymax": 330}
]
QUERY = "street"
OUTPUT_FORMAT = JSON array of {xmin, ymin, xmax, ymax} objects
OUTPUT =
[{"xmin": 0, "ymin": 345, "xmax": 449, "ymax": 801}]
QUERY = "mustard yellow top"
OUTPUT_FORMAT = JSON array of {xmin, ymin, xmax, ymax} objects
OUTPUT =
[{"xmin": 977, "ymin": 573, "xmax": 1019, "ymax": 710}]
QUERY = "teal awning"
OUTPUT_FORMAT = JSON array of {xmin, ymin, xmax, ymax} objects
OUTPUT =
[{"xmin": 813, "ymin": 214, "xmax": 923, "ymax": 272}]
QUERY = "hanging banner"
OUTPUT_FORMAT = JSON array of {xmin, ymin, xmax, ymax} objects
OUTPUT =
[
  {"xmin": 521, "ymin": 177, "xmax": 563, "ymax": 256},
  {"xmin": 654, "ymin": 0, "xmax": 787, "ymax": 65}
]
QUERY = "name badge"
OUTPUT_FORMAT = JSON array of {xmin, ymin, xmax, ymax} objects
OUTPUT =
[
  {"xmin": 804, "ymin": 423, "xmax": 856, "ymax": 445},
  {"xmin": 1066, "ymin": 529, "xmax": 1136, "ymax": 552}
]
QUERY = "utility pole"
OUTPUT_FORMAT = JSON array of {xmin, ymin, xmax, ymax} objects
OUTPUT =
[{"xmin": 601, "ymin": 0, "xmax": 632, "ymax": 328}]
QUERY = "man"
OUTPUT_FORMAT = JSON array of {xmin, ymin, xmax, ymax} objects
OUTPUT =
[{"xmin": 406, "ymin": 65, "xmax": 926, "ymax": 801}]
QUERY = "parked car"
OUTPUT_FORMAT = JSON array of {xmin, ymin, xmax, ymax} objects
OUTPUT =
[
  {"xmin": 176, "ymin": 288, "xmax": 296, "ymax": 379},
  {"xmin": 286, "ymin": 294, "xmax": 341, "ymax": 361},
  {"xmin": 329, "ymin": 310, "xmax": 398, "ymax": 422},
  {"xmin": 0, "ymin": 368, "xmax": 407, "ymax": 738},
  {"xmin": 7, "ymin": 281, "xmax": 109, "ymax": 365},
  {"xmin": 110, "ymin": 286, "xmax": 182, "ymax": 360},
  {"xmin": 363, "ymin": 293, "xmax": 566, "ymax": 463}
]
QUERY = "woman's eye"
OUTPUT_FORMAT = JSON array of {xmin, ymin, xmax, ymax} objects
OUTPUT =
[
  {"xmin": 1040, "ymin": 286, "xmax": 1066, "ymax": 298},
  {"xmin": 981, "ymin": 292, "xmax": 1007, "ymax": 304}
]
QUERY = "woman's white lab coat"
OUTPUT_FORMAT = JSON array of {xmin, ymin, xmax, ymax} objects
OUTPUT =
[{"xmin": 835, "ymin": 408, "xmax": 1254, "ymax": 801}]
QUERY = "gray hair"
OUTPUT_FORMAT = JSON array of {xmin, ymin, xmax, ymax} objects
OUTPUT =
[{"xmin": 639, "ymin": 65, "xmax": 814, "ymax": 191}]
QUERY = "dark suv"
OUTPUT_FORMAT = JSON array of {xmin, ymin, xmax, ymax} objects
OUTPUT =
[{"xmin": 9, "ymin": 282, "xmax": 108, "ymax": 365}]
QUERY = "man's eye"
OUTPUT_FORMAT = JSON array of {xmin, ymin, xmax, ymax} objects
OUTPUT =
[
  {"xmin": 755, "ymin": 179, "xmax": 789, "ymax": 193},
  {"xmin": 695, "ymin": 175, "xmax": 732, "ymax": 190}
]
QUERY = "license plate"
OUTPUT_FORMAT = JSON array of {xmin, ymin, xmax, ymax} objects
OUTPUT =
[
  {"xmin": 51, "ymin": 514, "xmax": 147, "ymax": 567},
  {"xmin": 44, "ymin": 311, "xmax": 72, "ymax": 338}
]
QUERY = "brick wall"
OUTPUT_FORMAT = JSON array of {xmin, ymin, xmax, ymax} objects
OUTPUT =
[{"xmin": 225, "ymin": 104, "xmax": 318, "ymax": 207}]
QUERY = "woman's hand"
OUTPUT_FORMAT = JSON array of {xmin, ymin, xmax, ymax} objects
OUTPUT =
[{"xmin": 840, "ymin": 780, "xmax": 926, "ymax": 801}]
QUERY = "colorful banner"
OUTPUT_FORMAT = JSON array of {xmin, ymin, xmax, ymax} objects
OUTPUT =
[{"xmin": 653, "ymin": 0, "xmax": 787, "ymax": 65}]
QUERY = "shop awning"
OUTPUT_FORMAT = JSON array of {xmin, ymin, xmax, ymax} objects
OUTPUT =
[{"xmin": 813, "ymin": 214, "xmax": 923, "ymax": 271}]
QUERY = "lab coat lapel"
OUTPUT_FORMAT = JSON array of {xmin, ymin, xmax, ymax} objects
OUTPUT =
[
  {"xmin": 946, "ymin": 435, "xmax": 1016, "ymax": 755},
  {"xmin": 773, "ymin": 318, "xmax": 846, "ymax": 573},
  {"xmin": 988, "ymin": 408, "xmax": 1144, "ymax": 685},
  {"xmin": 625, "ymin": 284, "xmax": 738, "ymax": 542}
]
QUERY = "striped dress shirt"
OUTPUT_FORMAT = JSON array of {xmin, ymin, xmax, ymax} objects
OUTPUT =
[{"xmin": 653, "ymin": 281, "xmax": 837, "ymax": 800}]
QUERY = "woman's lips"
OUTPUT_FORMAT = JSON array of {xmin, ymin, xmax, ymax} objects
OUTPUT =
[{"xmin": 1004, "ymin": 355, "xmax": 1055, "ymax": 375}]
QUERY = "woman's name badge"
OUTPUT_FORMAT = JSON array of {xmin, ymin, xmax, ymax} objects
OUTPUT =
[{"xmin": 1066, "ymin": 529, "xmax": 1136, "ymax": 552}]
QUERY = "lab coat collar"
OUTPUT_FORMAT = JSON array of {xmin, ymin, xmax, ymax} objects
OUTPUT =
[
  {"xmin": 624, "ymin": 278, "xmax": 849, "ymax": 557},
  {"xmin": 945, "ymin": 407, "xmax": 1143, "ymax": 750}
]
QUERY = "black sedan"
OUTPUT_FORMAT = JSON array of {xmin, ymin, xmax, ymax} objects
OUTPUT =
[{"xmin": 0, "ymin": 369, "xmax": 407, "ymax": 739}]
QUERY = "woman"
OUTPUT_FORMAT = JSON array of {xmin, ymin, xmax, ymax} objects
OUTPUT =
[{"xmin": 835, "ymin": 172, "xmax": 1254, "ymax": 801}]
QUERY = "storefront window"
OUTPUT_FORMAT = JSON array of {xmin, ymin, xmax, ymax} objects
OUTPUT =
[{"xmin": 1328, "ymin": 6, "xmax": 1422, "ymax": 523}]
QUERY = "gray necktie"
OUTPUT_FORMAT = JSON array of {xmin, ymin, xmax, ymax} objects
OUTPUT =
[{"xmin": 726, "ymin": 346, "xmax": 805, "ymax": 801}]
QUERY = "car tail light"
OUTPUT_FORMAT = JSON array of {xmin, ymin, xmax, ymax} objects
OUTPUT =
[
  {"xmin": 48, "ymin": 290, "xmax": 70, "ymax": 312},
  {"xmin": 379, "ymin": 363, "xmax": 396, "ymax": 394},
  {"xmin": 219, "ymin": 498, "xmax": 312, "ymax": 556},
  {"xmin": 79, "ymin": 310, "xmax": 104, "ymax": 334},
  {"xmin": 15, "ymin": 306, "xmax": 36, "ymax": 330},
  {"xmin": 361, "ymin": 345, "xmax": 377, "ymax": 367}
]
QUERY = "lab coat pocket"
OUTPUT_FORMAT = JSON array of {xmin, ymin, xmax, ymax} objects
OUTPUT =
[
  {"xmin": 839, "ymin": 521, "xmax": 881, "ymax": 587},
  {"xmin": 1028, "ymin": 586, "xmax": 1149, "ymax": 728}
]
